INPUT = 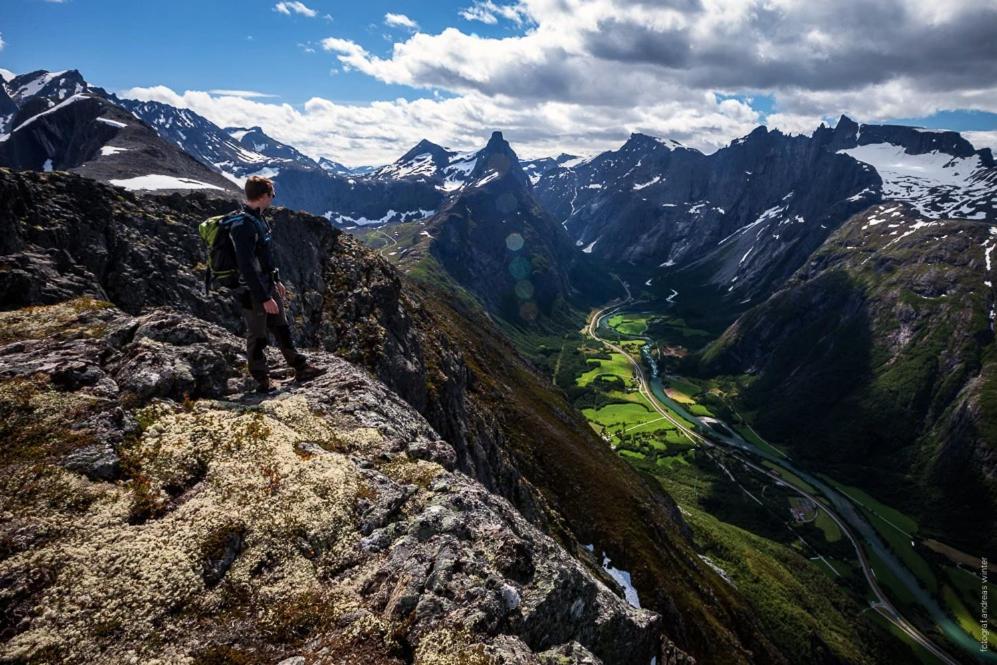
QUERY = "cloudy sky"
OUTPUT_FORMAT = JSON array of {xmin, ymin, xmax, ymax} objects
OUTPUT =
[{"xmin": 3, "ymin": 0, "xmax": 997, "ymax": 165}]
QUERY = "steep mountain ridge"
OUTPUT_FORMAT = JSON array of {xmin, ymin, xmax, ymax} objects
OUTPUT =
[
  {"xmin": 696, "ymin": 202, "xmax": 997, "ymax": 552},
  {"xmin": 533, "ymin": 118, "xmax": 996, "ymax": 306},
  {"xmin": 0, "ymin": 167, "xmax": 790, "ymax": 663}
]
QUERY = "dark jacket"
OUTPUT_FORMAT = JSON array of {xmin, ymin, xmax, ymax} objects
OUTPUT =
[{"xmin": 229, "ymin": 205, "xmax": 278, "ymax": 304}]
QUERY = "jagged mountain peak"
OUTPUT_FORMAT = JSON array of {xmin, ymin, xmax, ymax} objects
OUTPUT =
[
  {"xmin": 467, "ymin": 130, "xmax": 528, "ymax": 188},
  {"xmin": 222, "ymin": 124, "xmax": 318, "ymax": 168},
  {"xmin": 225, "ymin": 125, "xmax": 268, "ymax": 142},
  {"xmin": 484, "ymin": 130, "xmax": 508, "ymax": 148},
  {"xmin": 373, "ymin": 132, "xmax": 530, "ymax": 193},
  {"xmin": 835, "ymin": 114, "xmax": 859, "ymax": 133},
  {"xmin": 477, "ymin": 130, "xmax": 518, "ymax": 160},
  {"xmin": 820, "ymin": 114, "xmax": 984, "ymax": 161}
]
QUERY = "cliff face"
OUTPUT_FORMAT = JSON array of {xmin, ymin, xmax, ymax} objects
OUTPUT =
[
  {"xmin": 0, "ymin": 302, "xmax": 661, "ymax": 664},
  {"xmin": 0, "ymin": 168, "xmax": 787, "ymax": 663},
  {"xmin": 698, "ymin": 202, "xmax": 997, "ymax": 552}
]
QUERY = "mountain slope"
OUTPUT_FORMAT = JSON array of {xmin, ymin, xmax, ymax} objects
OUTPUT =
[
  {"xmin": 696, "ymin": 202, "xmax": 997, "ymax": 553},
  {"xmin": 0, "ymin": 70, "xmax": 237, "ymax": 194},
  {"xmin": 0, "ymin": 167, "xmax": 792, "ymax": 664}
]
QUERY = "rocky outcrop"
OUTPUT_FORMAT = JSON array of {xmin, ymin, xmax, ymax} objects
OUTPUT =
[
  {"xmin": 0, "ymin": 167, "xmax": 531, "ymax": 520},
  {"xmin": 0, "ymin": 301, "xmax": 663, "ymax": 664}
]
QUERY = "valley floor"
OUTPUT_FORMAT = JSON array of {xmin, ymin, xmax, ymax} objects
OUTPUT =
[{"xmin": 564, "ymin": 296, "xmax": 996, "ymax": 665}]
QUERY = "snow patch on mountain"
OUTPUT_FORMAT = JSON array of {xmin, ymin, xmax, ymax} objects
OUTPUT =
[
  {"xmin": 96, "ymin": 117, "xmax": 127, "ymax": 129},
  {"xmin": 216, "ymin": 166, "xmax": 280, "ymax": 188},
  {"xmin": 326, "ymin": 208, "xmax": 435, "ymax": 226},
  {"xmin": 473, "ymin": 170, "xmax": 501, "ymax": 187},
  {"xmin": 383, "ymin": 152, "xmax": 438, "ymax": 179},
  {"xmin": 10, "ymin": 70, "xmax": 69, "ymax": 102},
  {"xmin": 441, "ymin": 154, "xmax": 477, "ymax": 191},
  {"xmin": 601, "ymin": 553, "xmax": 641, "ymax": 609},
  {"xmin": 12, "ymin": 94, "xmax": 90, "ymax": 133},
  {"xmin": 108, "ymin": 174, "xmax": 225, "ymax": 191},
  {"xmin": 560, "ymin": 156, "xmax": 593, "ymax": 169},
  {"xmin": 99, "ymin": 146, "xmax": 129, "ymax": 157},
  {"xmin": 838, "ymin": 143, "xmax": 991, "ymax": 220},
  {"xmin": 717, "ymin": 205, "xmax": 785, "ymax": 245}
]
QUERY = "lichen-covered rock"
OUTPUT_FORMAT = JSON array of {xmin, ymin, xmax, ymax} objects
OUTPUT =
[{"xmin": 0, "ymin": 302, "xmax": 664, "ymax": 664}]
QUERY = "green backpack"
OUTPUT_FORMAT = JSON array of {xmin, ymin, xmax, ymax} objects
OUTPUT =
[{"xmin": 198, "ymin": 211, "xmax": 242, "ymax": 292}]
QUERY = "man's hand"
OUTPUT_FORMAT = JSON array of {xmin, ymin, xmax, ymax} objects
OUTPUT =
[
  {"xmin": 276, "ymin": 282, "xmax": 287, "ymax": 301},
  {"xmin": 262, "ymin": 298, "xmax": 279, "ymax": 315}
]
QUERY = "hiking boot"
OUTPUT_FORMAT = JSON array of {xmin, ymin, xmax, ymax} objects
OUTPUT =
[
  {"xmin": 252, "ymin": 373, "xmax": 276, "ymax": 394},
  {"xmin": 293, "ymin": 362, "xmax": 325, "ymax": 383}
]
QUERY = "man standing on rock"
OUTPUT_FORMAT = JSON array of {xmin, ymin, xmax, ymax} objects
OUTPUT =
[{"xmin": 230, "ymin": 175, "xmax": 322, "ymax": 393}]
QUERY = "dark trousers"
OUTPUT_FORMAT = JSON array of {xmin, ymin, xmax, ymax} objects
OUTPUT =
[{"xmin": 239, "ymin": 290, "xmax": 303, "ymax": 378}]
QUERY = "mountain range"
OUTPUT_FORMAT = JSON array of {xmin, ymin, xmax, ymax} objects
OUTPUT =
[{"xmin": 1, "ymin": 65, "xmax": 995, "ymax": 663}]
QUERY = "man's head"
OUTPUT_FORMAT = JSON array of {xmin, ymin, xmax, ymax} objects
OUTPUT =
[{"xmin": 245, "ymin": 176, "xmax": 276, "ymax": 210}]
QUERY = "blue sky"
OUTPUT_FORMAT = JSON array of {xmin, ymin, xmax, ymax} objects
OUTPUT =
[
  {"xmin": 0, "ymin": 0, "xmax": 516, "ymax": 104},
  {"xmin": 3, "ymin": 0, "xmax": 995, "ymax": 165}
]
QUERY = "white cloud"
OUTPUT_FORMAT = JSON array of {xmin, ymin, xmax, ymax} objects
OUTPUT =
[
  {"xmin": 964, "ymin": 130, "xmax": 997, "ymax": 154},
  {"xmin": 274, "ymin": 1, "xmax": 317, "ymax": 18},
  {"xmin": 115, "ymin": 0, "xmax": 997, "ymax": 168},
  {"xmin": 322, "ymin": 0, "xmax": 997, "ymax": 121},
  {"xmin": 120, "ymin": 84, "xmax": 761, "ymax": 167},
  {"xmin": 385, "ymin": 13, "xmax": 418, "ymax": 30},
  {"xmin": 765, "ymin": 112, "xmax": 827, "ymax": 136},
  {"xmin": 207, "ymin": 89, "xmax": 278, "ymax": 99},
  {"xmin": 321, "ymin": 37, "xmax": 369, "ymax": 61},
  {"xmin": 0, "ymin": 33, "xmax": 5, "ymax": 51},
  {"xmin": 460, "ymin": 1, "xmax": 530, "ymax": 26}
]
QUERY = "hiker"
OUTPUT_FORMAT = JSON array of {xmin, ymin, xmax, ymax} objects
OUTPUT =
[{"xmin": 230, "ymin": 175, "xmax": 322, "ymax": 393}]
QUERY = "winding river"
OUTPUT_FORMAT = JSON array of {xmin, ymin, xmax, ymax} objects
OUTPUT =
[{"xmin": 589, "ymin": 300, "xmax": 993, "ymax": 664}]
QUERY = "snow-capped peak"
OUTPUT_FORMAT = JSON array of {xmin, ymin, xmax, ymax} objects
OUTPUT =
[{"xmin": 8, "ymin": 69, "xmax": 88, "ymax": 105}]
